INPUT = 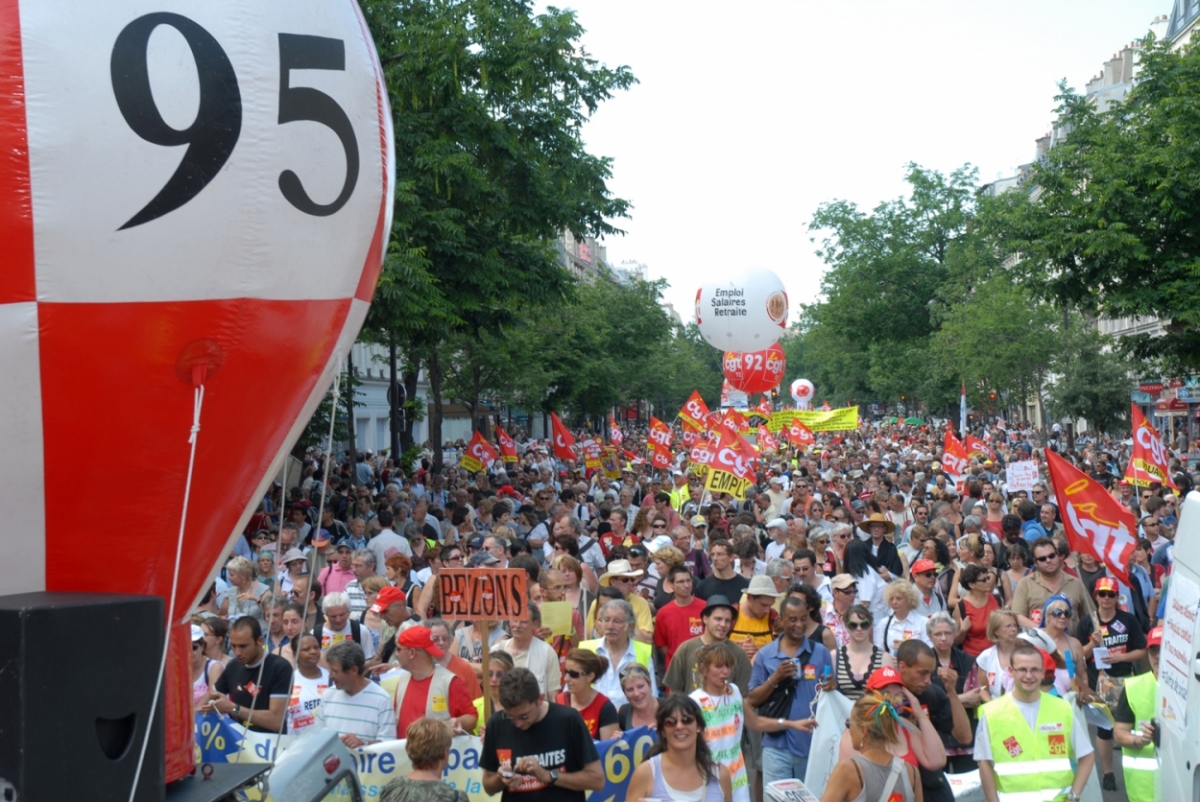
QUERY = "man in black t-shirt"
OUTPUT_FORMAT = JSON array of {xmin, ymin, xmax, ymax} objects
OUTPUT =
[
  {"xmin": 694, "ymin": 539, "xmax": 750, "ymax": 601},
  {"xmin": 896, "ymin": 640, "xmax": 972, "ymax": 802},
  {"xmin": 1077, "ymin": 576, "xmax": 1148, "ymax": 791},
  {"xmin": 481, "ymin": 668, "xmax": 603, "ymax": 802},
  {"xmin": 201, "ymin": 616, "xmax": 293, "ymax": 734}
]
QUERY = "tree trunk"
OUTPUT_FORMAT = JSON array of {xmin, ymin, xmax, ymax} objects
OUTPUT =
[
  {"xmin": 389, "ymin": 339, "xmax": 402, "ymax": 461},
  {"xmin": 345, "ymin": 352, "xmax": 357, "ymax": 464},
  {"xmin": 470, "ymin": 363, "xmax": 483, "ymax": 437},
  {"xmin": 428, "ymin": 349, "xmax": 445, "ymax": 473},
  {"xmin": 401, "ymin": 357, "xmax": 420, "ymax": 454}
]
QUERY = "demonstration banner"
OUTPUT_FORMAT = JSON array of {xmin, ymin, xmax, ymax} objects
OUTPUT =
[
  {"xmin": 1125, "ymin": 403, "xmax": 1178, "ymax": 490},
  {"xmin": 195, "ymin": 713, "xmax": 655, "ymax": 802},
  {"xmin": 1046, "ymin": 448, "xmax": 1137, "ymax": 589},
  {"xmin": 650, "ymin": 443, "xmax": 672, "ymax": 470},
  {"xmin": 648, "ymin": 416, "xmax": 673, "ymax": 450},
  {"xmin": 704, "ymin": 427, "xmax": 758, "ymax": 499},
  {"xmin": 769, "ymin": 407, "xmax": 859, "ymax": 432},
  {"xmin": 581, "ymin": 438, "xmax": 602, "ymax": 470}
]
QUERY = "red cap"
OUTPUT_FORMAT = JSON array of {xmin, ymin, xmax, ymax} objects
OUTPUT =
[
  {"xmin": 1117, "ymin": 480, "xmax": 1131, "ymax": 487},
  {"xmin": 1095, "ymin": 576, "xmax": 1118, "ymax": 594},
  {"xmin": 911, "ymin": 559, "xmax": 937, "ymax": 574},
  {"xmin": 397, "ymin": 626, "xmax": 444, "ymax": 658},
  {"xmin": 1147, "ymin": 626, "xmax": 1163, "ymax": 647},
  {"xmin": 866, "ymin": 666, "xmax": 903, "ymax": 691},
  {"xmin": 369, "ymin": 585, "xmax": 407, "ymax": 613}
]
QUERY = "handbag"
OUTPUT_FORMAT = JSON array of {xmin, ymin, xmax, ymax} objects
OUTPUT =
[{"xmin": 755, "ymin": 676, "xmax": 798, "ymax": 720}]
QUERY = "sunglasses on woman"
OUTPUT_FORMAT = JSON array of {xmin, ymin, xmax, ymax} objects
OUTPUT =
[
  {"xmin": 564, "ymin": 669, "xmax": 587, "ymax": 679},
  {"xmin": 1047, "ymin": 608, "xmax": 1070, "ymax": 618},
  {"xmin": 662, "ymin": 714, "xmax": 696, "ymax": 728},
  {"xmin": 846, "ymin": 620, "xmax": 870, "ymax": 631}
]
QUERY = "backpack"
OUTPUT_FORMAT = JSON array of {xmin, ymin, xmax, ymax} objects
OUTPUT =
[{"xmin": 313, "ymin": 618, "xmax": 361, "ymax": 647}]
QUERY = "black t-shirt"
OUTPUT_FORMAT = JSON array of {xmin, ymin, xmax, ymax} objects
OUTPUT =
[
  {"xmin": 1113, "ymin": 688, "xmax": 1136, "ymax": 726},
  {"xmin": 481, "ymin": 702, "xmax": 600, "ymax": 802},
  {"xmin": 695, "ymin": 573, "xmax": 749, "ymax": 601},
  {"xmin": 911, "ymin": 681, "xmax": 955, "ymax": 802},
  {"xmin": 1077, "ymin": 609, "xmax": 1147, "ymax": 679},
  {"xmin": 214, "ymin": 653, "xmax": 294, "ymax": 733}
]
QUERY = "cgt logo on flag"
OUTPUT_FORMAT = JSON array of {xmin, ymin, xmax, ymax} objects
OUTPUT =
[{"xmin": 1046, "ymin": 449, "xmax": 1137, "ymax": 587}]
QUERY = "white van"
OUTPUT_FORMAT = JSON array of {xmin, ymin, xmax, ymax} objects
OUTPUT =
[{"xmin": 1157, "ymin": 491, "xmax": 1200, "ymax": 802}]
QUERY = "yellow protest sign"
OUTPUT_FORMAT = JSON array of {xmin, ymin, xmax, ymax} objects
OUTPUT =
[
  {"xmin": 704, "ymin": 468, "xmax": 755, "ymax": 500},
  {"xmin": 770, "ymin": 407, "xmax": 859, "ymax": 432}
]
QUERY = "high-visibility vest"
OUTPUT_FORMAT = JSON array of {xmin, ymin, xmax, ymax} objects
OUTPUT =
[
  {"xmin": 670, "ymin": 485, "xmax": 688, "ymax": 514},
  {"xmin": 579, "ymin": 638, "xmax": 652, "ymax": 673},
  {"xmin": 983, "ymin": 692, "xmax": 1076, "ymax": 802},
  {"xmin": 1121, "ymin": 673, "xmax": 1158, "ymax": 802}
]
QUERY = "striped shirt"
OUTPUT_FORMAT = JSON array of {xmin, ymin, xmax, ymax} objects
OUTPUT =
[{"xmin": 314, "ymin": 681, "xmax": 396, "ymax": 742}]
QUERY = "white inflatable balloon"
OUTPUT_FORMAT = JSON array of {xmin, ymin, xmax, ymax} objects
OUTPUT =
[
  {"xmin": 694, "ymin": 269, "xmax": 788, "ymax": 352},
  {"xmin": 790, "ymin": 378, "xmax": 814, "ymax": 410}
]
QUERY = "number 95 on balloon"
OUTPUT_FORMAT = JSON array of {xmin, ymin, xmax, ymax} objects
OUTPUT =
[{"xmin": 15, "ymin": 1, "xmax": 392, "ymax": 304}]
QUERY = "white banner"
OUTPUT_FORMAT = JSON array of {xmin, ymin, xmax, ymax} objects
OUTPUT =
[
  {"xmin": 1006, "ymin": 460, "xmax": 1039, "ymax": 495},
  {"xmin": 1161, "ymin": 573, "xmax": 1200, "ymax": 738}
]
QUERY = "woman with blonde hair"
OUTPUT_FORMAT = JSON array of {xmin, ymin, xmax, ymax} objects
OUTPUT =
[
  {"xmin": 975, "ymin": 609, "xmax": 1020, "ymax": 701},
  {"xmin": 631, "ymin": 506, "xmax": 656, "ymax": 542},
  {"xmin": 553, "ymin": 553, "xmax": 595, "ymax": 624},
  {"xmin": 874, "ymin": 579, "xmax": 930, "ymax": 655},
  {"xmin": 218, "ymin": 556, "xmax": 270, "ymax": 622},
  {"xmin": 821, "ymin": 692, "xmax": 922, "ymax": 802}
]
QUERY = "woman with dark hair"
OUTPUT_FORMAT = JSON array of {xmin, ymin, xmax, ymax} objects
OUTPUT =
[
  {"xmin": 953, "ymin": 564, "xmax": 1001, "ymax": 658},
  {"xmin": 626, "ymin": 694, "xmax": 732, "ymax": 802},
  {"xmin": 833, "ymin": 604, "xmax": 889, "ymax": 701},
  {"xmin": 558, "ymin": 648, "xmax": 619, "ymax": 739}
]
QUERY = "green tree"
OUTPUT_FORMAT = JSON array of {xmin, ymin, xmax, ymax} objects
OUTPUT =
[
  {"xmin": 360, "ymin": 0, "xmax": 636, "ymax": 466},
  {"xmin": 1044, "ymin": 325, "xmax": 1133, "ymax": 435},
  {"xmin": 980, "ymin": 32, "xmax": 1200, "ymax": 373}
]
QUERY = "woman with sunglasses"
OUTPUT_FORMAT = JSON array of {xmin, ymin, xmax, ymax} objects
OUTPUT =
[
  {"xmin": 952, "ymin": 564, "xmax": 1000, "ymax": 658},
  {"xmin": 616, "ymin": 663, "xmax": 659, "ymax": 732},
  {"xmin": 1078, "ymin": 576, "xmax": 1148, "ymax": 791},
  {"xmin": 284, "ymin": 634, "xmax": 328, "ymax": 733},
  {"xmin": 982, "ymin": 494, "xmax": 1006, "ymax": 539},
  {"xmin": 834, "ymin": 604, "xmax": 889, "ymax": 701},
  {"xmin": 627, "ymin": 694, "xmax": 731, "ymax": 802},
  {"xmin": 190, "ymin": 623, "xmax": 224, "ymax": 707},
  {"xmin": 1037, "ymin": 594, "xmax": 1085, "ymax": 696},
  {"xmin": 557, "ymin": 648, "xmax": 620, "ymax": 739},
  {"xmin": 472, "ymin": 650, "xmax": 514, "ymax": 737}
]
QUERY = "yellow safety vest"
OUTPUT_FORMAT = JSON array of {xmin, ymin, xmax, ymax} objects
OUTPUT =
[
  {"xmin": 670, "ymin": 485, "xmax": 688, "ymax": 513},
  {"xmin": 983, "ymin": 693, "xmax": 1076, "ymax": 802},
  {"xmin": 1121, "ymin": 673, "xmax": 1158, "ymax": 802},
  {"xmin": 579, "ymin": 638, "xmax": 652, "ymax": 672}
]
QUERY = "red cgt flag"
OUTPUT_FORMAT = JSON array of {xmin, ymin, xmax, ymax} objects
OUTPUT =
[
  {"xmin": 790, "ymin": 415, "xmax": 815, "ymax": 449},
  {"xmin": 495, "ymin": 425, "xmax": 518, "ymax": 464},
  {"xmin": 757, "ymin": 426, "xmax": 779, "ymax": 453},
  {"xmin": 609, "ymin": 415, "xmax": 624, "ymax": 445},
  {"xmin": 1046, "ymin": 449, "xmax": 1137, "ymax": 587},
  {"xmin": 965, "ymin": 435, "xmax": 995, "ymax": 461},
  {"xmin": 679, "ymin": 390, "xmax": 710, "ymax": 430},
  {"xmin": 649, "ymin": 416, "xmax": 673, "ymax": 450},
  {"xmin": 460, "ymin": 430, "xmax": 499, "ymax": 473},
  {"xmin": 650, "ymin": 443, "xmax": 672, "ymax": 470},
  {"xmin": 550, "ymin": 413, "xmax": 576, "ymax": 460},
  {"xmin": 942, "ymin": 429, "xmax": 970, "ymax": 477},
  {"xmin": 1125, "ymin": 404, "xmax": 1178, "ymax": 490}
]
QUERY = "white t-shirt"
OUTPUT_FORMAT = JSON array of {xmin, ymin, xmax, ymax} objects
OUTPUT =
[
  {"xmin": 765, "ymin": 540, "xmax": 788, "ymax": 562},
  {"xmin": 874, "ymin": 610, "xmax": 932, "ymax": 654},
  {"xmin": 314, "ymin": 681, "xmax": 397, "ymax": 743},
  {"xmin": 287, "ymin": 668, "xmax": 330, "ymax": 733},
  {"xmin": 318, "ymin": 621, "xmax": 376, "ymax": 660},
  {"xmin": 973, "ymin": 696, "xmax": 1093, "ymax": 762}
]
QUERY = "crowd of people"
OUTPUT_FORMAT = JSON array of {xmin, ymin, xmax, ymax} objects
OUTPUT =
[{"xmin": 192, "ymin": 415, "xmax": 1184, "ymax": 802}]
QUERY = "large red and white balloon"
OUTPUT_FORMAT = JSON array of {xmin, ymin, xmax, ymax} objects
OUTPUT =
[
  {"xmin": 1, "ymin": 0, "xmax": 393, "ymax": 780},
  {"xmin": 723, "ymin": 343, "xmax": 786, "ymax": 395},
  {"xmin": 695, "ymin": 269, "xmax": 789, "ymax": 352}
]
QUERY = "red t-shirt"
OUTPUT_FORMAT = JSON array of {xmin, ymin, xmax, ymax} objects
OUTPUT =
[
  {"xmin": 555, "ymin": 691, "xmax": 617, "ymax": 738},
  {"xmin": 653, "ymin": 597, "xmax": 707, "ymax": 666},
  {"xmin": 396, "ymin": 674, "xmax": 476, "ymax": 736}
]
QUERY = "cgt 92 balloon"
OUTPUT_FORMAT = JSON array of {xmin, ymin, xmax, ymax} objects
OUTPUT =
[
  {"xmin": 694, "ymin": 269, "xmax": 789, "ymax": 352},
  {"xmin": 723, "ymin": 342, "xmax": 786, "ymax": 396},
  {"xmin": 0, "ymin": 0, "xmax": 393, "ymax": 781}
]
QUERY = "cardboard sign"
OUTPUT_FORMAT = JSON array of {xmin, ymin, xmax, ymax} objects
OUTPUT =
[
  {"xmin": 438, "ymin": 568, "xmax": 529, "ymax": 621},
  {"xmin": 1006, "ymin": 460, "xmax": 1039, "ymax": 494}
]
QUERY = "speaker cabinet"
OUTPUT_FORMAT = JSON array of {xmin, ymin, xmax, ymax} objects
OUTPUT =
[{"xmin": 0, "ymin": 592, "xmax": 165, "ymax": 802}]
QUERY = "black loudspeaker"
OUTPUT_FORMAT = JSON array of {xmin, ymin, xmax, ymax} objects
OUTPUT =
[{"xmin": 0, "ymin": 592, "xmax": 165, "ymax": 802}]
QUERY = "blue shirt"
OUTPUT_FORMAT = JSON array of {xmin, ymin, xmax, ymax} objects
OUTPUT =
[{"xmin": 749, "ymin": 636, "xmax": 832, "ymax": 757}]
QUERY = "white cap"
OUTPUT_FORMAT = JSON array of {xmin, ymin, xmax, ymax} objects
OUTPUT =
[{"xmin": 766, "ymin": 517, "xmax": 787, "ymax": 531}]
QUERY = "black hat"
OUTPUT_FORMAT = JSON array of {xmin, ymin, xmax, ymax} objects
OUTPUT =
[{"xmin": 702, "ymin": 595, "xmax": 735, "ymax": 617}]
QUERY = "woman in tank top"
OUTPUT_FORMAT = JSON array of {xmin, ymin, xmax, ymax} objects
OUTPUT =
[
  {"xmin": 822, "ymin": 692, "xmax": 921, "ymax": 802},
  {"xmin": 627, "ymin": 694, "xmax": 731, "ymax": 802},
  {"xmin": 835, "ymin": 605, "xmax": 891, "ymax": 701},
  {"xmin": 190, "ymin": 624, "xmax": 223, "ymax": 706}
]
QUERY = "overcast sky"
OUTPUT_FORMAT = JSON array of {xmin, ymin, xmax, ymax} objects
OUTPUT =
[{"xmin": 555, "ymin": 0, "xmax": 1170, "ymax": 321}]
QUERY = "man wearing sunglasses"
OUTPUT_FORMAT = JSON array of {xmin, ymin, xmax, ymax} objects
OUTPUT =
[
  {"xmin": 1077, "ymin": 576, "xmax": 1148, "ymax": 791},
  {"xmin": 1012, "ymin": 538, "xmax": 1092, "ymax": 631}
]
